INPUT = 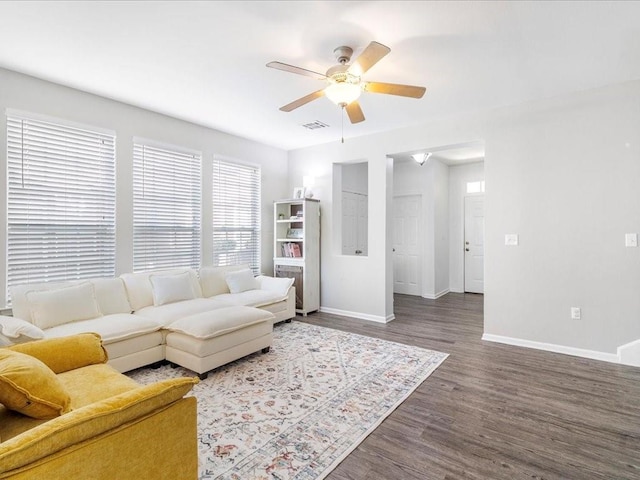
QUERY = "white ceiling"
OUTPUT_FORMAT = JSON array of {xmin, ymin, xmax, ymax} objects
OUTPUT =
[{"xmin": 0, "ymin": 1, "xmax": 639, "ymax": 151}]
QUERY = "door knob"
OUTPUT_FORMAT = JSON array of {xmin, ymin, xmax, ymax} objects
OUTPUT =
[
  {"xmin": 465, "ymin": 241, "xmax": 469, "ymax": 245},
  {"xmin": 465, "ymin": 248, "xmax": 469, "ymax": 252}
]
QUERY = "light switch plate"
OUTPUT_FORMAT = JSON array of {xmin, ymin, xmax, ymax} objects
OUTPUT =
[
  {"xmin": 505, "ymin": 234, "xmax": 519, "ymax": 246},
  {"xmin": 625, "ymin": 233, "xmax": 638, "ymax": 247}
]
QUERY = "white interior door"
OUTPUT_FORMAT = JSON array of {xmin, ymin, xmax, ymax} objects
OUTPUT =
[
  {"xmin": 393, "ymin": 195, "xmax": 422, "ymax": 295},
  {"xmin": 464, "ymin": 195, "xmax": 484, "ymax": 293},
  {"xmin": 342, "ymin": 191, "xmax": 367, "ymax": 255},
  {"xmin": 342, "ymin": 192, "xmax": 357, "ymax": 254},
  {"xmin": 356, "ymin": 194, "xmax": 368, "ymax": 255}
]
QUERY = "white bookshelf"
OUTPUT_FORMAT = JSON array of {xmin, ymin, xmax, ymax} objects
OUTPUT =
[{"xmin": 273, "ymin": 198, "xmax": 320, "ymax": 315}]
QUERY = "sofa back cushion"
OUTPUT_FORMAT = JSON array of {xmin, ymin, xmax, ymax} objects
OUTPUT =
[
  {"xmin": 199, "ymin": 264, "xmax": 249, "ymax": 298},
  {"xmin": 91, "ymin": 278, "xmax": 132, "ymax": 315},
  {"xmin": 10, "ymin": 278, "xmax": 131, "ymax": 323},
  {"xmin": 149, "ymin": 271, "xmax": 198, "ymax": 306},
  {"xmin": 120, "ymin": 269, "xmax": 202, "ymax": 312},
  {"xmin": 25, "ymin": 283, "xmax": 102, "ymax": 330},
  {"xmin": 224, "ymin": 268, "xmax": 259, "ymax": 294}
]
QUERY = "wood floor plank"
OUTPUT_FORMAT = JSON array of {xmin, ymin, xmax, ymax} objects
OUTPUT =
[{"xmin": 299, "ymin": 293, "xmax": 640, "ymax": 480}]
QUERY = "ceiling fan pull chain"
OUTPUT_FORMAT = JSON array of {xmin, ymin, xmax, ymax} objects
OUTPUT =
[{"xmin": 341, "ymin": 106, "xmax": 345, "ymax": 144}]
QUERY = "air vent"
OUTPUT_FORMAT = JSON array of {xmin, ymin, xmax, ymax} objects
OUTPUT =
[{"xmin": 301, "ymin": 120, "xmax": 330, "ymax": 130}]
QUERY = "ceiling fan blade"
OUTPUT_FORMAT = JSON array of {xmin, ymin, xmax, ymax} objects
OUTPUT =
[
  {"xmin": 267, "ymin": 61, "xmax": 327, "ymax": 80},
  {"xmin": 348, "ymin": 41, "xmax": 391, "ymax": 76},
  {"xmin": 365, "ymin": 81, "xmax": 426, "ymax": 98},
  {"xmin": 280, "ymin": 89, "xmax": 325, "ymax": 112},
  {"xmin": 345, "ymin": 101, "xmax": 365, "ymax": 124}
]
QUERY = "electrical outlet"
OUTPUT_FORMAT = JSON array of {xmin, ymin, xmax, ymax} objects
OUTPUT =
[
  {"xmin": 571, "ymin": 307, "xmax": 581, "ymax": 320},
  {"xmin": 505, "ymin": 234, "xmax": 519, "ymax": 246},
  {"xmin": 625, "ymin": 233, "xmax": 638, "ymax": 247}
]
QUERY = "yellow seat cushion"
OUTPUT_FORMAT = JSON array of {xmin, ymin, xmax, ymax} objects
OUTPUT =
[
  {"xmin": 0, "ymin": 350, "xmax": 71, "ymax": 419},
  {"xmin": 0, "ymin": 377, "xmax": 198, "ymax": 474}
]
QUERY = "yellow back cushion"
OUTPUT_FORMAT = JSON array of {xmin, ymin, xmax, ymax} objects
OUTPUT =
[{"xmin": 0, "ymin": 349, "xmax": 71, "ymax": 419}]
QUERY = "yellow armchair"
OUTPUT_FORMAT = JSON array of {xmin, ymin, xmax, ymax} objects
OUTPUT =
[{"xmin": 0, "ymin": 334, "xmax": 198, "ymax": 479}]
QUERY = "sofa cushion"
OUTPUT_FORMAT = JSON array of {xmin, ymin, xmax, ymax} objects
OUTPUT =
[
  {"xmin": 150, "ymin": 271, "xmax": 198, "ymax": 306},
  {"xmin": 215, "ymin": 289, "xmax": 289, "ymax": 308},
  {"xmin": 43, "ymin": 314, "xmax": 162, "ymax": 344},
  {"xmin": 8, "ymin": 333, "xmax": 109, "ymax": 375},
  {"xmin": 199, "ymin": 264, "xmax": 248, "ymax": 297},
  {"xmin": 256, "ymin": 275, "xmax": 294, "ymax": 297},
  {"xmin": 92, "ymin": 278, "xmax": 132, "ymax": 315},
  {"xmin": 25, "ymin": 282, "xmax": 102, "ymax": 330},
  {"xmin": 165, "ymin": 306, "xmax": 274, "ymax": 340},
  {"xmin": 0, "ymin": 349, "xmax": 71, "ymax": 419},
  {"xmin": 225, "ymin": 268, "xmax": 259, "ymax": 294},
  {"xmin": 0, "ymin": 316, "xmax": 45, "ymax": 347},
  {"xmin": 121, "ymin": 269, "xmax": 202, "ymax": 312},
  {"xmin": 0, "ymin": 377, "xmax": 198, "ymax": 473},
  {"xmin": 135, "ymin": 297, "xmax": 235, "ymax": 327}
]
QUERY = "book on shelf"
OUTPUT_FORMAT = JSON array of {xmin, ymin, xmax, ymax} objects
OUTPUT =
[{"xmin": 280, "ymin": 242, "xmax": 302, "ymax": 258}]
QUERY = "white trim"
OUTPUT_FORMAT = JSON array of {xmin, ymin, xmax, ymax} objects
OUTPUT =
[
  {"xmin": 213, "ymin": 153, "xmax": 261, "ymax": 170},
  {"xmin": 617, "ymin": 338, "xmax": 640, "ymax": 367},
  {"xmin": 6, "ymin": 108, "xmax": 115, "ymax": 136},
  {"xmin": 132, "ymin": 136, "xmax": 202, "ymax": 157},
  {"xmin": 319, "ymin": 307, "xmax": 393, "ymax": 324},
  {"xmin": 482, "ymin": 334, "xmax": 620, "ymax": 364},
  {"xmin": 422, "ymin": 289, "xmax": 450, "ymax": 300}
]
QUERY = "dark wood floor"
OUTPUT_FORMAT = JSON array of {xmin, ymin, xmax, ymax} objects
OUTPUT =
[{"xmin": 298, "ymin": 293, "xmax": 640, "ymax": 480}]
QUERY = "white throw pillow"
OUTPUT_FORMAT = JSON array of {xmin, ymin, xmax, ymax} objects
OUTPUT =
[
  {"xmin": 0, "ymin": 315, "xmax": 45, "ymax": 345},
  {"xmin": 256, "ymin": 276, "xmax": 295, "ymax": 297},
  {"xmin": 199, "ymin": 264, "xmax": 249, "ymax": 297},
  {"xmin": 25, "ymin": 282, "xmax": 102, "ymax": 330},
  {"xmin": 150, "ymin": 271, "xmax": 197, "ymax": 306},
  {"xmin": 225, "ymin": 269, "xmax": 259, "ymax": 294}
]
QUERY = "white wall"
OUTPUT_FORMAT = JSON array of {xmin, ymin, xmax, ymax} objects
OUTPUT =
[
  {"xmin": 393, "ymin": 159, "xmax": 449, "ymax": 299},
  {"xmin": 290, "ymin": 79, "xmax": 640, "ymax": 358},
  {"xmin": 288, "ymin": 143, "xmax": 393, "ymax": 322},
  {"xmin": 433, "ymin": 160, "xmax": 450, "ymax": 296},
  {"xmin": 449, "ymin": 162, "xmax": 485, "ymax": 292},
  {"xmin": 484, "ymin": 81, "xmax": 640, "ymax": 354},
  {"xmin": 0, "ymin": 67, "xmax": 289, "ymax": 307}
]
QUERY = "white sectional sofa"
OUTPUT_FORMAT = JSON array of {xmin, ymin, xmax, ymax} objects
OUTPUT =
[{"xmin": 3, "ymin": 265, "xmax": 295, "ymax": 376}]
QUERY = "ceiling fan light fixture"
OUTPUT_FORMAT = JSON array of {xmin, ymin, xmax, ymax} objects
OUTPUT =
[
  {"xmin": 412, "ymin": 152, "xmax": 432, "ymax": 166},
  {"xmin": 325, "ymin": 82, "xmax": 362, "ymax": 107}
]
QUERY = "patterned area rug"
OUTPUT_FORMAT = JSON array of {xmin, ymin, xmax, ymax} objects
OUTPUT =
[{"xmin": 128, "ymin": 321, "xmax": 448, "ymax": 480}]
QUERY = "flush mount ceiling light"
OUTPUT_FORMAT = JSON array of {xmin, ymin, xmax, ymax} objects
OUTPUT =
[{"xmin": 412, "ymin": 152, "xmax": 432, "ymax": 166}]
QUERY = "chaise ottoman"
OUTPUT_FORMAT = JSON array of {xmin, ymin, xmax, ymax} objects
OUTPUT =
[{"xmin": 163, "ymin": 306, "xmax": 275, "ymax": 379}]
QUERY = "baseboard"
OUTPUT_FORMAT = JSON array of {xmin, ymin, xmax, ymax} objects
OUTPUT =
[
  {"xmin": 422, "ymin": 289, "xmax": 450, "ymax": 300},
  {"xmin": 618, "ymin": 338, "xmax": 640, "ymax": 367},
  {"xmin": 482, "ymin": 333, "xmax": 620, "ymax": 364},
  {"xmin": 319, "ymin": 306, "xmax": 394, "ymax": 324}
]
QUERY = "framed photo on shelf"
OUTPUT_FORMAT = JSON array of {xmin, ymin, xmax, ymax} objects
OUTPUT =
[
  {"xmin": 287, "ymin": 228, "xmax": 303, "ymax": 239},
  {"xmin": 293, "ymin": 187, "xmax": 306, "ymax": 199}
]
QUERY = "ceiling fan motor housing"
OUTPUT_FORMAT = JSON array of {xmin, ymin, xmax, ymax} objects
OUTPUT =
[{"xmin": 333, "ymin": 46, "xmax": 353, "ymax": 64}]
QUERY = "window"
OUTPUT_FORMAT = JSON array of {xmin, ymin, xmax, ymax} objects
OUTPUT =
[
  {"xmin": 133, "ymin": 141, "xmax": 202, "ymax": 272},
  {"xmin": 6, "ymin": 112, "xmax": 116, "ymax": 301},
  {"xmin": 212, "ymin": 158, "xmax": 261, "ymax": 273},
  {"xmin": 466, "ymin": 180, "xmax": 485, "ymax": 193}
]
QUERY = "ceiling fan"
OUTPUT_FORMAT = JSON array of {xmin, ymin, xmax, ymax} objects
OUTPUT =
[{"xmin": 266, "ymin": 41, "xmax": 426, "ymax": 124}]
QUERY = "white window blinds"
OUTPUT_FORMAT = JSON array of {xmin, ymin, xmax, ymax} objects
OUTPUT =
[
  {"xmin": 212, "ymin": 159, "xmax": 261, "ymax": 274},
  {"xmin": 6, "ymin": 114, "xmax": 116, "ymax": 299},
  {"xmin": 133, "ymin": 142, "xmax": 202, "ymax": 272}
]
